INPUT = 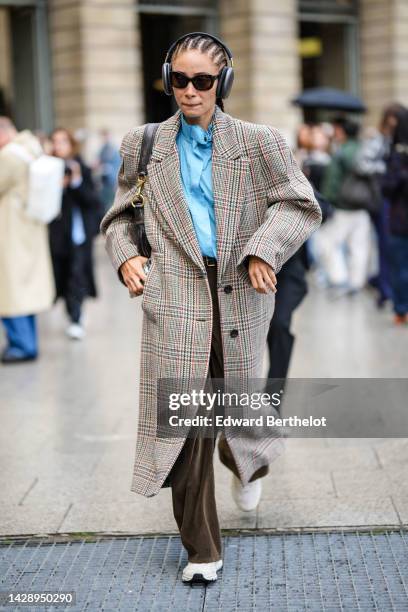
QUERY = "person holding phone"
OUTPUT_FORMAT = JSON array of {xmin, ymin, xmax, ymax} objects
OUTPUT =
[{"xmin": 49, "ymin": 129, "xmax": 102, "ymax": 339}]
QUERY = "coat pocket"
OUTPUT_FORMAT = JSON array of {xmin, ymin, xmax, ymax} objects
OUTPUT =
[
  {"xmin": 141, "ymin": 254, "xmax": 162, "ymax": 321},
  {"xmin": 236, "ymin": 259, "xmax": 253, "ymax": 288}
]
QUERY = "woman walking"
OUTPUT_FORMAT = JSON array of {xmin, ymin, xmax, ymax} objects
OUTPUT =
[
  {"xmin": 49, "ymin": 128, "xmax": 101, "ymax": 339},
  {"xmin": 101, "ymin": 32, "xmax": 321, "ymax": 583},
  {"xmin": 382, "ymin": 107, "xmax": 408, "ymax": 325}
]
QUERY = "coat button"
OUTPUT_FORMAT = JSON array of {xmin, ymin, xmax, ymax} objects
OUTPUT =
[
  {"xmin": 224, "ymin": 285, "xmax": 233, "ymax": 294},
  {"xmin": 230, "ymin": 329, "xmax": 239, "ymax": 338}
]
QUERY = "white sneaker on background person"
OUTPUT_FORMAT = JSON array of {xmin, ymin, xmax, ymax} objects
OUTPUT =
[
  {"xmin": 231, "ymin": 474, "xmax": 262, "ymax": 512},
  {"xmin": 65, "ymin": 323, "xmax": 85, "ymax": 340},
  {"xmin": 182, "ymin": 559, "xmax": 223, "ymax": 583}
]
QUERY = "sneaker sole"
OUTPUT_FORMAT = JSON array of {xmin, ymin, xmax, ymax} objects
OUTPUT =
[
  {"xmin": 182, "ymin": 560, "xmax": 223, "ymax": 585},
  {"xmin": 1, "ymin": 355, "xmax": 37, "ymax": 364},
  {"xmin": 182, "ymin": 573, "xmax": 218, "ymax": 585}
]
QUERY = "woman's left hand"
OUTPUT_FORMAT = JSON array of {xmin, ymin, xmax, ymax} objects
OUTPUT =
[{"xmin": 248, "ymin": 255, "xmax": 277, "ymax": 294}]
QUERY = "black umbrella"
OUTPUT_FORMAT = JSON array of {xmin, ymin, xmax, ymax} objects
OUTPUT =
[{"xmin": 292, "ymin": 87, "xmax": 366, "ymax": 113}]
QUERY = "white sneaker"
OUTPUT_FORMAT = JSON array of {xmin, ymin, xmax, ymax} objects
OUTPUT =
[
  {"xmin": 182, "ymin": 559, "xmax": 223, "ymax": 583},
  {"xmin": 231, "ymin": 474, "xmax": 262, "ymax": 512},
  {"xmin": 65, "ymin": 323, "xmax": 85, "ymax": 340}
]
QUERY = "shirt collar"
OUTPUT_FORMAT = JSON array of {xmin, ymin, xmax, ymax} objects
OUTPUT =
[{"xmin": 180, "ymin": 113, "xmax": 213, "ymax": 147}]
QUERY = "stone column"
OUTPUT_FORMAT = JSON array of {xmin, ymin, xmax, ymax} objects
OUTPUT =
[
  {"xmin": 360, "ymin": 0, "xmax": 408, "ymax": 127},
  {"xmin": 0, "ymin": 8, "xmax": 12, "ymax": 112},
  {"xmin": 392, "ymin": 0, "xmax": 408, "ymax": 106},
  {"xmin": 219, "ymin": 0, "xmax": 302, "ymax": 144},
  {"xmin": 48, "ymin": 0, "xmax": 143, "ymax": 158}
]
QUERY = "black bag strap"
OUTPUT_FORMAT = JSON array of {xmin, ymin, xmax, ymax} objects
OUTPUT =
[
  {"xmin": 131, "ymin": 122, "xmax": 160, "ymax": 210},
  {"xmin": 138, "ymin": 122, "xmax": 160, "ymax": 175}
]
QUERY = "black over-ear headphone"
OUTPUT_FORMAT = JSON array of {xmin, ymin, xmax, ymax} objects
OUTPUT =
[{"xmin": 162, "ymin": 32, "xmax": 234, "ymax": 99}]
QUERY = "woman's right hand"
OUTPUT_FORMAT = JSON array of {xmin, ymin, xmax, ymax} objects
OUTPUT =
[{"xmin": 120, "ymin": 256, "xmax": 148, "ymax": 297}]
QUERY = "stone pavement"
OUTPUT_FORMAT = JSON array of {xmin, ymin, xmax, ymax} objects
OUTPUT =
[{"xmin": 0, "ymin": 239, "xmax": 407, "ymax": 538}]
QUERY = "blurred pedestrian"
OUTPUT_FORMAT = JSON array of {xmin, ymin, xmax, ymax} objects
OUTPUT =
[
  {"xmin": 94, "ymin": 129, "xmax": 121, "ymax": 212},
  {"xmin": 0, "ymin": 117, "xmax": 55, "ymax": 363},
  {"xmin": 382, "ymin": 107, "xmax": 408, "ymax": 325},
  {"xmin": 49, "ymin": 128, "xmax": 102, "ymax": 340},
  {"xmin": 316, "ymin": 117, "xmax": 373, "ymax": 296},
  {"xmin": 267, "ymin": 189, "xmax": 331, "ymax": 382},
  {"xmin": 295, "ymin": 123, "xmax": 312, "ymax": 168},
  {"xmin": 267, "ymin": 125, "xmax": 332, "ymax": 381},
  {"xmin": 358, "ymin": 104, "xmax": 406, "ymax": 308},
  {"xmin": 266, "ymin": 248, "xmax": 308, "ymax": 381},
  {"xmin": 302, "ymin": 125, "xmax": 331, "ymax": 192},
  {"xmin": 297, "ymin": 125, "xmax": 333, "ymax": 285},
  {"xmin": 35, "ymin": 130, "xmax": 54, "ymax": 156}
]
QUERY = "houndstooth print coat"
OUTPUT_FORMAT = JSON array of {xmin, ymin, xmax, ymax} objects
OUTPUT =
[{"xmin": 101, "ymin": 106, "xmax": 322, "ymax": 498}]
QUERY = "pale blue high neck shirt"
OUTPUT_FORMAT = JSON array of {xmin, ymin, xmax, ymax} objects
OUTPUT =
[{"xmin": 176, "ymin": 113, "xmax": 217, "ymax": 259}]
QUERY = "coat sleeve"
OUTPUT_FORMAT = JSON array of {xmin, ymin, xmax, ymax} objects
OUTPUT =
[
  {"xmin": 100, "ymin": 126, "xmax": 145, "ymax": 281},
  {"xmin": 237, "ymin": 126, "xmax": 322, "ymax": 274}
]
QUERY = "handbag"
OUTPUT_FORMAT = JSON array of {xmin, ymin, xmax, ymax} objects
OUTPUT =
[
  {"xmin": 130, "ymin": 122, "xmax": 160, "ymax": 258},
  {"xmin": 338, "ymin": 171, "xmax": 382, "ymax": 215},
  {"xmin": 5, "ymin": 142, "xmax": 64, "ymax": 224},
  {"xmin": 337, "ymin": 153, "xmax": 382, "ymax": 215}
]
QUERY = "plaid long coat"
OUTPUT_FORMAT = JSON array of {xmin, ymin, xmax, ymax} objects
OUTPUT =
[{"xmin": 101, "ymin": 106, "xmax": 322, "ymax": 498}]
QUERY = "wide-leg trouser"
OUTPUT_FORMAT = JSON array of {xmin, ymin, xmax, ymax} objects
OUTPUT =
[
  {"xmin": 169, "ymin": 259, "xmax": 268, "ymax": 563},
  {"xmin": 1, "ymin": 315, "xmax": 38, "ymax": 357}
]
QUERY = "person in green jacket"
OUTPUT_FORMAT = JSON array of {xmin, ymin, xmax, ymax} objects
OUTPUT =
[{"xmin": 322, "ymin": 119, "xmax": 360, "ymax": 208}]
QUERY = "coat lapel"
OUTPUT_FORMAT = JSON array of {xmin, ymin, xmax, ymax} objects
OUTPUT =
[
  {"xmin": 147, "ymin": 111, "xmax": 205, "ymax": 272},
  {"xmin": 211, "ymin": 109, "xmax": 250, "ymax": 279},
  {"xmin": 147, "ymin": 106, "xmax": 249, "ymax": 278}
]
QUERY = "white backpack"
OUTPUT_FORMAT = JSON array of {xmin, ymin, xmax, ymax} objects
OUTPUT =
[{"xmin": 6, "ymin": 142, "xmax": 64, "ymax": 224}]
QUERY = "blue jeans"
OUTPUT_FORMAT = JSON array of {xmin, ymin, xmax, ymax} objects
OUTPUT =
[
  {"xmin": 1, "ymin": 315, "xmax": 38, "ymax": 357},
  {"xmin": 388, "ymin": 234, "xmax": 408, "ymax": 316},
  {"xmin": 370, "ymin": 200, "xmax": 392, "ymax": 302}
]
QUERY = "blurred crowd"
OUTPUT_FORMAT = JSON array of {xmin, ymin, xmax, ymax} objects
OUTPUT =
[
  {"xmin": 0, "ymin": 119, "xmax": 120, "ymax": 363},
  {"xmin": 295, "ymin": 104, "xmax": 408, "ymax": 322},
  {"xmin": 0, "ymin": 102, "xmax": 407, "ymax": 367}
]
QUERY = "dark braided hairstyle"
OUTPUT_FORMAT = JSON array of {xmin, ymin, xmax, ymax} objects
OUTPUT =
[{"xmin": 172, "ymin": 34, "xmax": 228, "ymax": 111}]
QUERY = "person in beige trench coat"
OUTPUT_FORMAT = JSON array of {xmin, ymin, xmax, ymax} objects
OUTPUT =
[
  {"xmin": 101, "ymin": 32, "xmax": 322, "ymax": 582},
  {"xmin": 0, "ymin": 118, "xmax": 55, "ymax": 363}
]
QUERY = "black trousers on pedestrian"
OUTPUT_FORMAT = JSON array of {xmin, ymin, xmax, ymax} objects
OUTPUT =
[
  {"xmin": 169, "ymin": 259, "xmax": 267, "ymax": 563},
  {"xmin": 267, "ymin": 251, "xmax": 308, "ymax": 380},
  {"xmin": 51, "ymin": 244, "xmax": 88, "ymax": 324}
]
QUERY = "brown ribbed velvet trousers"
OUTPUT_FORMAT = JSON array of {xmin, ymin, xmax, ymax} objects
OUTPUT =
[{"xmin": 169, "ymin": 259, "xmax": 268, "ymax": 563}]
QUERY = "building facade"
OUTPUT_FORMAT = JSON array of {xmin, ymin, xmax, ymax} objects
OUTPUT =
[{"xmin": 0, "ymin": 0, "xmax": 407, "ymax": 153}]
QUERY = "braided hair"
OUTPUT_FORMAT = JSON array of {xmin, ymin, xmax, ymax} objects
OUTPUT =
[{"xmin": 172, "ymin": 34, "xmax": 228, "ymax": 111}]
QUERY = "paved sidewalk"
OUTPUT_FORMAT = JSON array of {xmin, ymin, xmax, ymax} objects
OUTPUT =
[
  {"xmin": 0, "ymin": 240, "xmax": 407, "ymax": 537},
  {"xmin": 1, "ymin": 532, "xmax": 408, "ymax": 611}
]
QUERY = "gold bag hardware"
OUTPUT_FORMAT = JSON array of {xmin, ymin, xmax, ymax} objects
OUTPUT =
[{"xmin": 131, "ymin": 171, "xmax": 147, "ymax": 207}]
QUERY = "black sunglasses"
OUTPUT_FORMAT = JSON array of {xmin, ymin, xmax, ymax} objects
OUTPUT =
[{"xmin": 170, "ymin": 70, "xmax": 221, "ymax": 91}]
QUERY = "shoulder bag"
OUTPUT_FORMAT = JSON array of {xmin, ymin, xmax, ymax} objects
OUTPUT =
[
  {"xmin": 338, "ymin": 153, "xmax": 382, "ymax": 215},
  {"xmin": 131, "ymin": 122, "xmax": 160, "ymax": 258}
]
